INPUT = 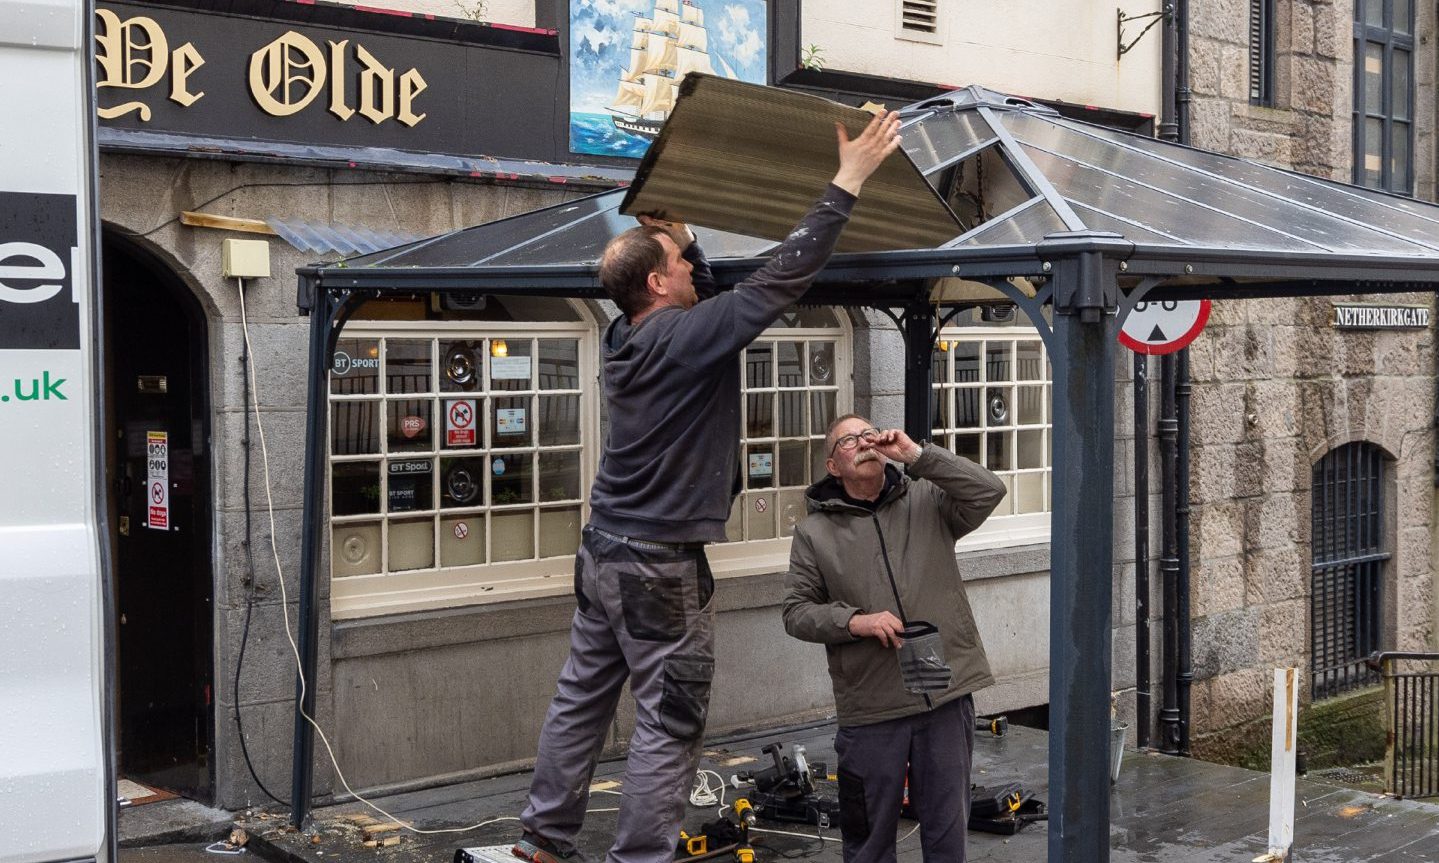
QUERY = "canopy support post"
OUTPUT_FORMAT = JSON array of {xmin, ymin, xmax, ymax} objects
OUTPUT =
[
  {"xmin": 1045, "ymin": 243, "xmax": 1119, "ymax": 862},
  {"xmin": 901, "ymin": 298, "xmax": 934, "ymax": 441}
]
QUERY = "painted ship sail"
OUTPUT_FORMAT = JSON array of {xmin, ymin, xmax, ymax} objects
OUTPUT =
[{"xmin": 608, "ymin": 0, "xmax": 719, "ymax": 139}]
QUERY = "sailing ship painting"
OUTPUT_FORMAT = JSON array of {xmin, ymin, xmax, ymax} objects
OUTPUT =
[{"xmin": 570, "ymin": 0, "xmax": 767, "ymax": 158}]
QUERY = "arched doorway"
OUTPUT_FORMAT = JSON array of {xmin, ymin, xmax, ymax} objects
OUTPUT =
[{"xmin": 103, "ymin": 233, "xmax": 214, "ymax": 802}]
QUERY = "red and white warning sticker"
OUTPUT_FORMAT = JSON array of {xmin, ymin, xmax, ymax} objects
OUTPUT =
[
  {"xmin": 146, "ymin": 430, "xmax": 169, "ymax": 530},
  {"xmin": 446, "ymin": 399, "xmax": 477, "ymax": 447}
]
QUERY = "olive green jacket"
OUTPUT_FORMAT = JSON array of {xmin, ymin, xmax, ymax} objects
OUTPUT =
[{"xmin": 782, "ymin": 445, "xmax": 1004, "ymax": 726}]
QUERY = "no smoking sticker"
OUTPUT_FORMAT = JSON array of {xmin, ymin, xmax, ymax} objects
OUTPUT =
[
  {"xmin": 754, "ymin": 497, "xmax": 768, "ymax": 513},
  {"xmin": 453, "ymin": 521, "xmax": 469, "ymax": 540}
]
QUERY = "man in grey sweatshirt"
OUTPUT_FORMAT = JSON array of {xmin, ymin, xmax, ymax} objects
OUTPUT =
[{"xmin": 513, "ymin": 112, "xmax": 902, "ymax": 863}]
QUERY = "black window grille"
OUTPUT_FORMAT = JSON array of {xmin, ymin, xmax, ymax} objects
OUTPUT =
[
  {"xmin": 1249, "ymin": 0, "xmax": 1275, "ymax": 105},
  {"xmin": 1353, "ymin": 0, "xmax": 1415, "ymax": 193},
  {"xmin": 1311, "ymin": 442, "xmax": 1388, "ymax": 699}
]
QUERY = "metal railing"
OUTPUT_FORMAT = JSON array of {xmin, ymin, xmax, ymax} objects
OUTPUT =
[{"xmin": 1371, "ymin": 652, "xmax": 1439, "ymax": 799}]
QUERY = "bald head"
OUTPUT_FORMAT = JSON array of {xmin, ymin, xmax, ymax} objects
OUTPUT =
[{"xmin": 600, "ymin": 225, "xmax": 668, "ymax": 319}]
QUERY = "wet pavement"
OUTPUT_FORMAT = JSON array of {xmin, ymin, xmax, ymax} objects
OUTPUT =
[{"xmin": 233, "ymin": 723, "xmax": 1438, "ymax": 863}]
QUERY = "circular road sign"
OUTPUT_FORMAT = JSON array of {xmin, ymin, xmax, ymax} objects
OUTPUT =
[{"xmin": 1119, "ymin": 299, "xmax": 1212, "ymax": 355}]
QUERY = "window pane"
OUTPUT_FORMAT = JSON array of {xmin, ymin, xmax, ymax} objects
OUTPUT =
[
  {"xmin": 387, "ymin": 458, "xmax": 434, "ymax": 513},
  {"xmin": 538, "ymin": 394, "xmax": 580, "ymax": 446},
  {"xmin": 808, "ymin": 342, "xmax": 836, "ymax": 386},
  {"xmin": 746, "ymin": 443, "xmax": 776, "ymax": 489},
  {"xmin": 987, "ymin": 431, "xmax": 1013, "ymax": 470},
  {"xmin": 332, "ymin": 521, "xmax": 381, "ymax": 576},
  {"xmin": 538, "ymin": 339, "xmax": 579, "ymax": 390},
  {"xmin": 932, "ymin": 345, "xmax": 949, "ymax": 384},
  {"xmin": 441, "ymin": 397, "xmax": 484, "ymax": 450},
  {"xmin": 931, "ymin": 385, "xmax": 951, "ymax": 431},
  {"xmin": 810, "ymin": 391, "xmax": 837, "ymax": 435},
  {"xmin": 747, "ymin": 392, "xmax": 775, "ymax": 439},
  {"xmin": 387, "ymin": 398, "xmax": 433, "ymax": 452},
  {"xmin": 1364, "ymin": 0, "xmax": 1383, "ymax": 28},
  {"xmin": 332, "ymin": 461, "xmax": 380, "ymax": 516},
  {"xmin": 332, "ymin": 338, "xmax": 380, "ymax": 394},
  {"xmin": 778, "ymin": 440, "xmax": 808, "ymax": 487},
  {"xmin": 779, "ymin": 489, "xmax": 806, "ymax": 537},
  {"xmin": 539, "ymin": 450, "xmax": 582, "ymax": 502},
  {"xmin": 1364, "ymin": 42, "xmax": 1383, "ymax": 112},
  {"xmin": 985, "ymin": 342, "xmax": 1013, "ymax": 381},
  {"xmin": 779, "ymin": 390, "xmax": 806, "ymax": 437},
  {"xmin": 538, "ymin": 507, "xmax": 583, "ymax": 558},
  {"xmin": 488, "ymin": 338, "xmax": 532, "ymax": 391},
  {"xmin": 1392, "ymin": 50, "xmax": 1411, "ymax": 120},
  {"xmin": 1391, "ymin": 121, "xmax": 1410, "ymax": 192},
  {"xmin": 1018, "ymin": 385, "xmax": 1046, "ymax": 425},
  {"xmin": 1394, "ymin": 0, "xmax": 1412, "ymax": 33},
  {"xmin": 388, "ymin": 517, "xmax": 435, "ymax": 571},
  {"xmin": 386, "ymin": 339, "xmax": 431, "ymax": 394},
  {"xmin": 1016, "ymin": 473, "xmax": 1046, "ymax": 514},
  {"xmin": 1018, "ymin": 429, "xmax": 1045, "ymax": 469},
  {"xmin": 492, "ymin": 510, "xmax": 535, "ymax": 561},
  {"xmin": 440, "ymin": 456, "xmax": 486, "ymax": 508},
  {"xmin": 491, "ymin": 453, "xmax": 534, "ymax": 505},
  {"xmin": 746, "ymin": 342, "xmax": 773, "ymax": 388},
  {"xmin": 1016, "ymin": 341, "xmax": 1045, "ymax": 380},
  {"xmin": 955, "ymin": 388, "xmax": 982, "ymax": 428},
  {"xmin": 954, "ymin": 341, "xmax": 980, "ymax": 383},
  {"xmin": 746, "ymin": 491, "xmax": 776, "ymax": 539},
  {"xmin": 985, "ymin": 387, "xmax": 1012, "ymax": 427},
  {"xmin": 954, "ymin": 433, "xmax": 981, "ymax": 463},
  {"xmin": 810, "ymin": 439, "xmax": 829, "ymax": 481},
  {"xmin": 331, "ymin": 401, "xmax": 380, "ymax": 455},
  {"xmin": 777, "ymin": 341, "xmax": 803, "ymax": 388},
  {"xmin": 439, "ymin": 339, "xmax": 484, "ymax": 393},
  {"xmin": 440, "ymin": 514, "xmax": 484, "ymax": 566},
  {"xmin": 1364, "ymin": 117, "xmax": 1383, "ymax": 187},
  {"xmin": 493, "ymin": 396, "xmax": 533, "ymax": 447}
]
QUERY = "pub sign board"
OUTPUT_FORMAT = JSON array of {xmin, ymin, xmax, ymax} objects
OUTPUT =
[
  {"xmin": 95, "ymin": 0, "xmax": 572, "ymax": 164},
  {"xmin": 1331, "ymin": 303, "xmax": 1432, "ymax": 330}
]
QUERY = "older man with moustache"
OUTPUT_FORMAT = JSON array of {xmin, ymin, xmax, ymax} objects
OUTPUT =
[{"xmin": 782, "ymin": 414, "xmax": 1006, "ymax": 863}]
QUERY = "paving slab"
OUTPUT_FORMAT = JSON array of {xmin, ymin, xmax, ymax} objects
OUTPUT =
[{"xmin": 235, "ymin": 724, "xmax": 1439, "ymax": 863}]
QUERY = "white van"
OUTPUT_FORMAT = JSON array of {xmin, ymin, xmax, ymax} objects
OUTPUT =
[{"xmin": 0, "ymin": 2, "xmax": 115, "ymax": 862}]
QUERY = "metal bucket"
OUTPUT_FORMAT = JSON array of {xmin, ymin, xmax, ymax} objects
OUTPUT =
[{"xmin": 1110, "ymin": 721, "xmax": 1129, "ymax": 784}]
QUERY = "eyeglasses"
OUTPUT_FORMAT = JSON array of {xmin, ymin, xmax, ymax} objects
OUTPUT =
[{"xmin": 830, "ymin": 428, "xmax": 880, "ymax": 456}]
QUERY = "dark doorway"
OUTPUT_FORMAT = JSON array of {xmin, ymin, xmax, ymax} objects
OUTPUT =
[{"xmin": 104, "ymin": 234, "xmax": 214, "ymax": 802}]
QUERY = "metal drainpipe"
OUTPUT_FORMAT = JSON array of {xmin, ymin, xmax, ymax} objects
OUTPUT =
[
  {"xmin": 1159, "ymin": 1, "xmax": 1178, "ymax": 143},
  {"xmin": 1158, "ymin": 353, "xmax": 1181, "ymax": 754},
  {"xmin": 1177, "ymin": 349, "xmax": 1193, "ymax": 755},
  {"xmin": 1134, "ymin": 354, "xmax": 1151, "ymax": 749}
]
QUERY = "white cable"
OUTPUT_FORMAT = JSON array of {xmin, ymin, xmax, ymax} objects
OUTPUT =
[
  {"xmin": 689, "ymin": 769, "xmax": 727, "ymax": 808},
  {"xmin": 239, "ymin": 281, "xmax": 513, "ymax": 837},
  {"xmin": 749, "ymin": 827, "xmax": 842, "ymax": 843},
  {"xmin": 897, "ymin": 823, "xmax": 920, "ymax": 842}
]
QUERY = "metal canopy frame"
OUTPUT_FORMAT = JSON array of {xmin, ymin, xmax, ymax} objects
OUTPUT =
[{"xmin": 289, "ymin": 87, "xmax": 1439, "ymax": 862}]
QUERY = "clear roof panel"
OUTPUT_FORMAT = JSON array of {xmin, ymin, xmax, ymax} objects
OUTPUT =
[
  {"xmin": 1008, "ymin": 113, "xmax": 1437, "ymax": 254},
  {"xmin": 948, "ymin": 198, "xmax": 1065, "ymax": 247},
  {"xmin": 902, "ymin": 110, "xmax": 997, "ymax": 175}
]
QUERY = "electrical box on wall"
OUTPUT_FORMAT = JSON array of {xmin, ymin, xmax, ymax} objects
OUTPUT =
[{"xmin": 222, "ymin": 238, "xmax": 271, "ymax": 279}]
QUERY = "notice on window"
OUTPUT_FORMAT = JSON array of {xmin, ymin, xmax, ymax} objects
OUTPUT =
[
  {"xmin": 446, "ymin": 398, "xmax": 477, "ymax": 447},
  {"xmin": 496, "ymin": 407, "xmax": 527, "ymax": 435},
  {"xmin": 146, "ymin": 430, "xmax": 169, "ymax": 530},
  {"xmin": 490, "ymin": 356, "xmax": 531, "ymax": 380},
  {"xmin": 748, "ymin": 452, "xmax": 773, "ymax": 479}
]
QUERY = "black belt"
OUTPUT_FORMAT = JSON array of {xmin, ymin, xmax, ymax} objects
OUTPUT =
[{"xmin": 587, "ymin": 525, "xmax": 706, "ymax": 553}]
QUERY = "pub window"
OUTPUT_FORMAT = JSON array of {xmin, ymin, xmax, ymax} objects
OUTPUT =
[
  {"xmin": 327, "ymin": 308, "xmax": 596, "ymax": 617},
  {"xmin": 1310, "ymin": 442, "xmax": 1389, "ymax": 699},
  {"xmin": 934, "ymin": 312, "xmax": 1051, "ymax": 547},
  {"xmin": 1249, "ymin": 0, "xmax": 1275, "ymax": 106},
  {"xmin": 722, "ymin": 307, "xmax": 851, "ymax": 547},
  {"xmin": 1353, "ymin": 0, "xmax": 1414, "ymax": 192}
]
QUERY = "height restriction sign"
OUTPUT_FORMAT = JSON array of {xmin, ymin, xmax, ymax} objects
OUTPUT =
[
  {"xmin": 446, "ymin": 399, "xmax": 477, "ymax": 447},
  {"xmin": 1118, "ymin": 299, "xmax": 1212, "ymax": 355}
]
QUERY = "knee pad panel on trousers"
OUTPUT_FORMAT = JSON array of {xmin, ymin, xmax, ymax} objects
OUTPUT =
[
  {"xmin": 836, "ymin": 768, "xmax": 871, "ymax": 842},
  {"xmin": 659, "ymin": 655, "xmax": 713, "ymax": 739}
]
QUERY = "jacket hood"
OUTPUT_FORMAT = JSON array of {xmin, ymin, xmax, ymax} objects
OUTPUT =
[{"xmin": 805, "ymin": 463, "xmax": 909, "ymax": 514}]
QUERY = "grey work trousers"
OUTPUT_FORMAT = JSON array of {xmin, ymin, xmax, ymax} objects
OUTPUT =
[
  {"xmin": 520, "ymin": 526, "xmax": 716, "ymax": 863},
  {"xmin": 834, "ymin": 694, "xmax": 976, "ymax": 863}
]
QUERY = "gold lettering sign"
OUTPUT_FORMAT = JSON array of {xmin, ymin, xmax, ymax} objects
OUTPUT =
[
  {"xmin": 95, "ymin": 9, "xmax": 204, "ymax": 119},
  {"xmin": 249, "ymin": 31, "xmax": 327, "ymax": 116}
]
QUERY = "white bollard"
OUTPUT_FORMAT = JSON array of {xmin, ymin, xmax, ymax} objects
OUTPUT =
[{"xmin": 1253, "ymin": 667, "xmax": 1300, "ymax": 863}]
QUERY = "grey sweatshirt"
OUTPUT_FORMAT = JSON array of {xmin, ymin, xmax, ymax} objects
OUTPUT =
[{"xmin": 588, "ymin": 184, "xmax": 857, "ymax": 542}]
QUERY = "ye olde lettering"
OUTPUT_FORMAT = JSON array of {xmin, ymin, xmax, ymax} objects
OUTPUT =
[
  {"xmin": 95, "ymin": 9, "xmax": 204, "ymax": 120},
  {"xmin": 249, "ymin": 31, "xmax": 427, "ymax": 126}
]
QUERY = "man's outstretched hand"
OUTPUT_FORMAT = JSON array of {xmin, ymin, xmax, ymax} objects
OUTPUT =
[{"xmin": 832, "ymin": 111, "xmax": 903, "ymax": 197}]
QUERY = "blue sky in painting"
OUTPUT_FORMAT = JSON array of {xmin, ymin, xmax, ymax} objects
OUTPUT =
[{"xmin": 569, "ymin": 0, "xmax": 767, "ymax": 115}]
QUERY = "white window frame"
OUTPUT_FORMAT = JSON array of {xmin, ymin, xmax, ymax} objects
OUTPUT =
[
  {"xmin": 327, "ymin": 316, "xmax": 599, "ymax": 619},
  {"xmin": 934, "ymin": 324, "xmax": 1051, "ymax": 552},
  {"xmin": 708, "ymin": 313, "xmax": 854, "ymax": 578}
]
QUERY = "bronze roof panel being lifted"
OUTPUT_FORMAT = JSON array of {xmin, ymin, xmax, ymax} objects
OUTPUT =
[{"xmin": 619, "ymin": 74, "xmax": 963, "ymax": 254}]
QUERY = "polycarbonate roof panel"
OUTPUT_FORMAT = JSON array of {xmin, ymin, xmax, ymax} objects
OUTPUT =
[
  {"xmin": 949, "ymin": 199, "xmax": 1066, "ymax": 247},
  {"xmin": 902, "ymin": 110, "xmax": 997, "ymax": 175},
  {"xmin": 619, "ymin": 75, "xmax": 963, "ymax": 253},
  {"xmin": 1007, "ymin": 113, "xmax": 1437, "ymax": 254}
]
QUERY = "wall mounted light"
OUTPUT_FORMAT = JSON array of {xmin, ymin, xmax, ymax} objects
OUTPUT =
[{"xmin": 490, "ymin": 339, "xmax": 508, "ymax": 358}]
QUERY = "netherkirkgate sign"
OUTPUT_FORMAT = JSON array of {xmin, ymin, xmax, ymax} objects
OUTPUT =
[
  {"xmin": 1331, "ymin": 303, "xmax": 1433, "ymax": 330},
  {"xmin": 94, "ymin": 0, "xmax": 577, "ymax": 165}
]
